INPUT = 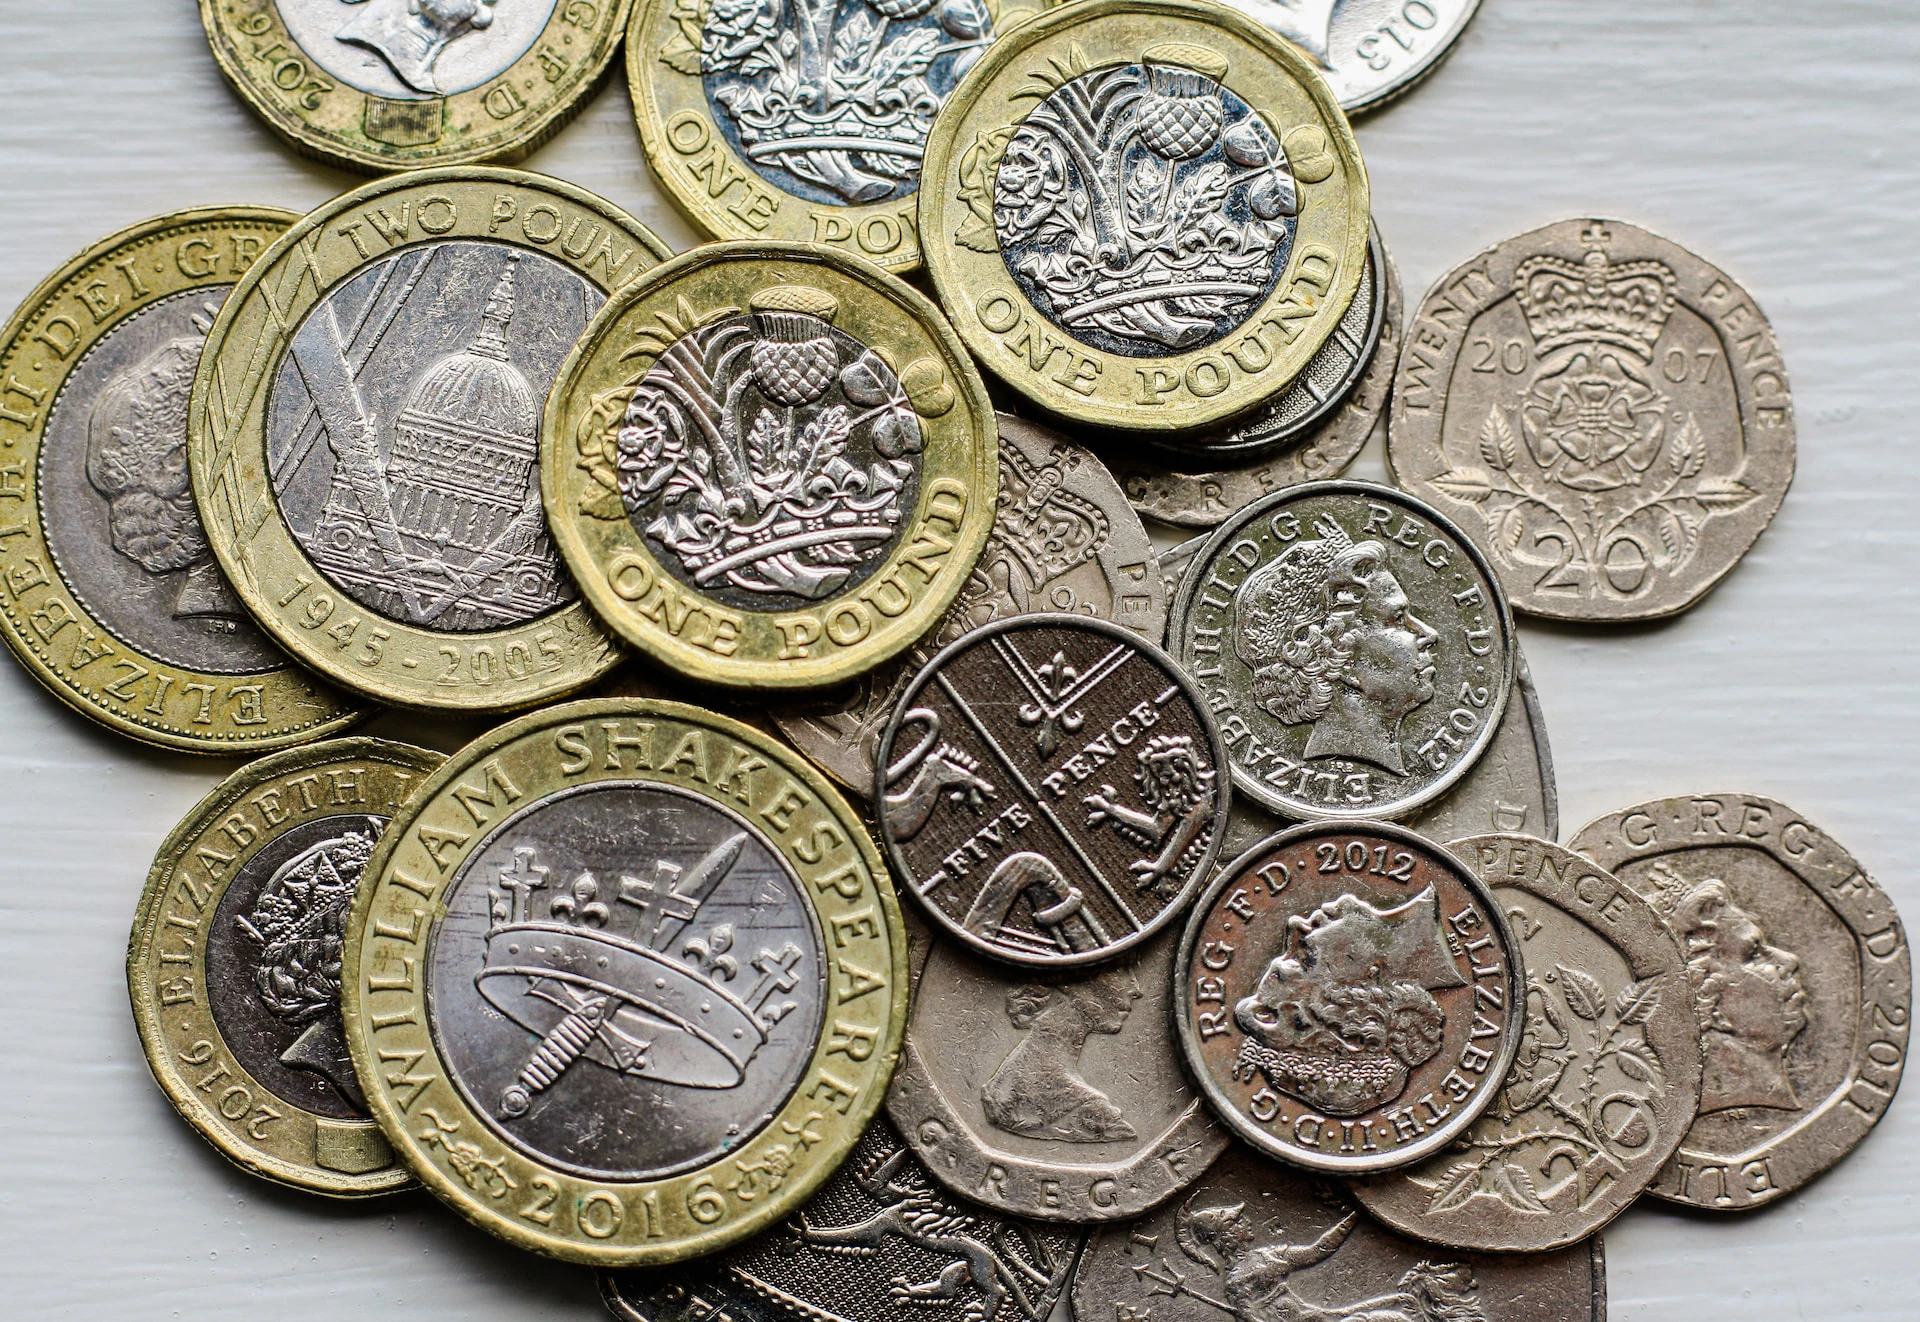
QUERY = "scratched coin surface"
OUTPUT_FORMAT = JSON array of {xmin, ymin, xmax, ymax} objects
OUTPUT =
[
  {"xmin": 129, "ymin": 737, "xmax": 442, "ymax": 1196},
  {"xmin": 1349, "ymin": 834, "xmax": 1700, "ymax": 1251},
  {"xmin": 1570, "ymin": 793, "xmax": 1909, "ymax": 1211},
  {"xmin": 873, "ymin": 613, "xmax": 1229, "ymax": 967},
  {"xmin": 1168, "ymin": 480, "xmax": 1515, "ymax": 822},
  {"xmin": 1175, "ymin": 820, "xmax": 1522, "ymax": 1173},
  {"xmin": 775, "ymin": 413, "xmax": 1165, "ymax": 791},
  {"xmin": 1218, "ymin": 0, "xmax": 1484, "ymax": 114},
  {"xmin": 190, "ymin": 169, "xmax": 669, "ymax": 711},
  {"xmin": 919, "ymin": 0, "xmax": 1371, "ymax": 433},
  {"xmin": 0, "ymin": 208, "xmax": 363, "ymax": 752},
  {"xmin": 1388, "ymin": 217, "xmax": 1795, "ymax": 621},
  {"xmin": 597, "ymin": 1116, "xmax": 1084, "ymax": 1322},
  {"xmin": 1070, "ymin": 1147, "xmax": 1606, "ymax": 1322},
  {"xmin": 199, "ymin": 0, "xmax": 631, "ymax": 173}
]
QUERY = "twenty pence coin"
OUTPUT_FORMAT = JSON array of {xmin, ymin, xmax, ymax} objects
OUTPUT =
[
  {"xmin": 343, "ymin": 698, "xmax": 907, "ymax": 1263},
  {"xmin": 1388, "ymin": 217, "xmax": 1794, "ymax": 621},
  {"xmin": 1219, "ymin": 0, "xmax": 1484, "ymax": 114},
  {"xmin": 918, "ymin": 0, "xmax": 1371, "ymax": 433},
  {"xmin": 199, "ymin": 0, "xmax": 631, "ymax": 173},
  {"xmin": 544, "ymin": 240, "xmax": 998, "ymax": 690},
  {"xmin": 1570, "ymin": 793, "xmax": 1909, "ymax": 1211},
  {"xmin": 190, "ymin": 169, "xmax": 669, "ymax": 711},
  {"xmin": 0, "ymin": 208, "xmax": 363, "ymax": 752},
  {"xmin": 128, "ymin": 736, "xmax": 442, "ymax": 1195},
  {"xmin": 1348, "ymin": 833, "xmax": 1702, "ymax": 1252},
  {"xmin": 1174, "ymin": 820, "xmax": 1523, "ymax": 1173}
]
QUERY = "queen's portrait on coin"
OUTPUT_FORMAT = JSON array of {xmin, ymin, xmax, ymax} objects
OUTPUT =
[
  {"xmin": 979, "ymin": 969, "xmax": 1142, "ymax": 1142},
  {"xmin": 335, "ymin": 0, "xmax": 503, "ymax": 95}
]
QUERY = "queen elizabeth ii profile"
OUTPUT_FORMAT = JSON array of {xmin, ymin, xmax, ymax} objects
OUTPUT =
[{"xmin": 336, "ymin": 0, "xmax": 503, "ymax": 96}]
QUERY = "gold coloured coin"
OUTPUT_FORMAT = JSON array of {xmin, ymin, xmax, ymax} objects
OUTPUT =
[
  {"xmin": 0, "ymin": 208, "xmax": 363, "ymax": 752},
  {"xmin": 918, "ymin": 0, "xmax": 1370, "ymax": 433},
  {"xmin": 343, "ymin": 698, "xmax": 907, "ymax": 1263},
  {"xmin": 199, "ymin": 0, "xmax": 632, "ymax": 173},
  {"xmin": 543, "ymin": 240, "xmax": 997, "ymax": 690},
  {"xmin": 129, "ymin": 736, "xmax": 443, "ymax": 1196},
  {"xmin": 190, "ymin": 169, "xmax": 671, "ymax": 711}
]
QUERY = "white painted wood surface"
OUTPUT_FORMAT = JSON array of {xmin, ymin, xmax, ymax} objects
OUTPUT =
[{"xmin": 0, "ymin": 0, "xmax": 1913, "ymax": 1317}]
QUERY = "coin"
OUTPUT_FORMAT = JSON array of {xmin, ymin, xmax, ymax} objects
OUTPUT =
[
  {"xmin": 128, "ymin": 736, "xmax": 442, "ymax": 1196},
  {"xmin": 1174, "ymin": 819, "xmax": 1522, "ymax": 1172},
  {"xmin": 189, "ymin": 169, "xmax": 667, "ymax": 711},
  {"xmin": 873, "ymin": 613, "xmax": 1229, "ymax": 967},
  {"xmin": 775, "ymin": 412, "xmax": 1166, "ymax": 791},
  {"xmin": 1348, "ymin": 833, "xmax": 1701, "ymax": 1251},
  {"xmin": 887, "ymin": 912, "xmax": 1228, "ymax": 1220},
  {"xmin": 0, "ymin": 208, "xmax": 364, "ymax": 752},
  {"xmin": 543, "ymin": 240, "xmax": 998, "ymax": 691},
  {"xmin": 343, "ymin": 698, "xmax": 907, "ymax": 1263},
  {"xmin": 198, "ymin": 0, "xmax": 630, "ymax": 173},
  {"xmin": 1220, "ymin": 0, "xmax": 1484, "ymax": 114},
  {"xmin": 1113, "ymin": 221, "xmax": 1396, "ymax": 523},
  {"xmin": 1387, "ymin": 217, "xmax": 1794, "ymax": 622},
  {"xmin": 1070, "ymin": 1147, "xmax": 1606, "ymax": 1322},
  {"xmin": 919, "ymin": 0, "xmax": 1371, "ymax": 434},
  {"xmin": 1158, "ymin": 531, "xmax": 1212, "ymax": 615},
  {"xmin": 1167, "ymin": 480, "xmax": 1515, "ymax": 821},
  {"xmin": 597, "ymin": 1116, "xmax": 1084, "ymax": 1322},
  {"xmin": 1570, "ymin": 793, "xmax": 1910, "ymax": 1211}
]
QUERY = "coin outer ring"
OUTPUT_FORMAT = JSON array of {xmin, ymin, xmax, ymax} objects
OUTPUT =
[
  {"xmin": 541, "ymin": 239, "xmax": 999, "ymax": 691},
  {"xmin": 127, "ymin": 736, "xmax": 443, "ymax": 1197},
  {"xmin": 0, "ymin": 207, "xmax": 366, "ymax": 752},
  {"xmin": 197, "ymin": 0, "xmax": 632, "ymax": 174},
  {"xmin": 1172, "ymin": 818, "xmax": 1524, "ymax": 1174},
  {"xmin": 1167, "ymin": 478, "xmax": 1516, "ymax": 821},
  {"xmin": 189, "ymin": 169, "xmax": 670, "ymax": 712},
  {"xmin": 1570, "ymin": 792, "xmax": 1911, "ymax": 1211},
  {"xmin": 343, "ymin": 698, "xmax": 909, "ymax": 1264},
  {"xmin": 918, "ymin": 0, "xmax": 1371, "ymax": 434}
]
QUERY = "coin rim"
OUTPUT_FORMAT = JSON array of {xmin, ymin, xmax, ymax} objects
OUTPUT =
[{"xmin": 1335, "ymin": 0, "xmax": 1485, "ymax": 116}]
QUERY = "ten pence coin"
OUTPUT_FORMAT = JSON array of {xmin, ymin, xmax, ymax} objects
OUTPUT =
[
  {"xmin": 128, "ymin": 737, "xmax": 442, "ymax": 1196},
  {"xmin": 1570, "ymin": 793, "xmax": 1909, "ymax": 1211},
  {"xmin": 0, "ymin": 208, "xmax": 363, "ymax": 752},
  {"xmin": 343, "ymin": 698, "xmax": 907, "ymax": 1263},
  {"xmin": 1349, "ymin": 834, "xmax": 1702, "ymax": 1252},
  {"xmin": 1219, "ymin": 0, "xmax": 1484, "ymax": 114},
  {"xmin": 189, "ymin": 169, "xmax": 669, "ymax": 711},
  {"xmin": 1388, "ymin": 217, "xmax": 1794, "ymax": 621}
]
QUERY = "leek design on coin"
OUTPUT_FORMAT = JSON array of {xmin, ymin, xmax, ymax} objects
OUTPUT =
[
  {"xmin": 0, "ymin": 208, "xmax": 362, "ymax": 751},
  {"xmin": 129, "ymin": 738, "xmax": 442, "ymax": 1195},
  {"xmin": 344, "ymin": 699, "xmax": 906, "ymax": 1262},
  {"xmin": 1222, "ymin": 0, "xmax": 1484, "ymax": 114},
  {"xmin": 199, "ymin": 0, "xmax": 632, "ymax": 172},
  {"xmin": 1571, "ymin": 794, "xmax": 1909, "ymax": 1211},
  {"xmin": 1388, "ymin": 218, "xmax": 1794, "ymax": 621},
  {"xmin": 190, "ymin": 169, "xmax": 670, "ymax": 710},
  {"xmin": 1175, "ymin": 821, "xmax": 1522, "ymax": 1173},
  {"xmin": 919, "ymin": 0, "xmax": 1370, "ymax": 432},
  {"xmin": 873, "ymin": 614, "xmax": 1229, "ymax": 967}
]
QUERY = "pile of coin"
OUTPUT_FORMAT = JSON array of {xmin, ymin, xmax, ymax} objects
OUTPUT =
[{"xmin": 0, "ymin": 0, "xmax": 1901, "ymax": 1316}]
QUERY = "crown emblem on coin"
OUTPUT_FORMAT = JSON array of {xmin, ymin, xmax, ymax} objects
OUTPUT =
[{"xmin": 1512, "ymin": 227, "xmax": 1679, "ymax": 360}]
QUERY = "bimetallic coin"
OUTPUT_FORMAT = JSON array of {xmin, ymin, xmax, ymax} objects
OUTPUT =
[
  {"xmin": 1349, "ymin": 834, "xmax": 1701, "ymax": 1252},
  {"xmin": 1389, "ymin": 218, "xmax": 1794, "ymax": 621},
  {"xmin": 199, "ymin": 0, "xmax": 631, "ymax": 173},
  {"xmin": 1571, "ymin": 794, "xmax": 1909, "ymax": 1211},
  {"xmin": 1070, "ymin": 1147, "xmax": 1606, "ymax": 1322},
  {"xmin": 1169, "ymin": 480, "xmax": 1515, "ymax": 821},
  {"xmin": 1174, "ymin": 820, "xmax": 1523, "ymax": 1173},
  {"xmin": 344, "ymin": 699, "xmax": 907, "ymax": 1263},
  {"xmin": 874, "ymin": 614, "xmax": 1229, "ymax": 967},
  {"xmin": 129, "ymin": 737, "xmax": 442, "ymax": 1195},
  {"xmin": 0, "ymin": 208, "xmax": 362, "ymax": 752},
  {"xmin": 543, "ymin": 240, "xmax": 998, "ymax": 690},
  {"xmin": 190, "ymin": 169, "xmax": 669, "ymax": 711},
  {"xmin": 776, "ymin": 413, "xmax": 1165, "ymax": 791},
  {"xmin": 1222, "ymin": 0, "xmax": 1484, "ymax": 114},
  {"xmin": 919, "ymin": 0, "xmax": 1372, "ymax": 433}
]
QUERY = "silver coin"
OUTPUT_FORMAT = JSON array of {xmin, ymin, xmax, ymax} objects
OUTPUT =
[
  {"xmin": 1570, "ymin": 793, "xmax": 1910, "ymax": 1211},
  {"xmin": 1349, "ymin": 833, "xmax": 1702, "ymax": 1252},
  {"xmin": 273, "ymin": 0, "xmax": 557, "ymax": 100},
  {"xmin": 776, "ymin": 414, "xmax": 1166, "ymax": 793},
  {"xmin": 1069, "ymin": 1146, "xmax": 1605, "ymax": 1322},
  {"xmin": 598, "ymin": 1116, "xmax": 1083, "ymax": 1322},
  {"xmin": 1158, "ymin": 532, "xmax": 1212, "ymax": 620},
  {"xmin": 1168, "ymin": 480, "xmax": 1515, "ymax": 822},
  {"xmin": 1219, "ymin": 0, "xmax": 1484, "ymax": 115}
]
